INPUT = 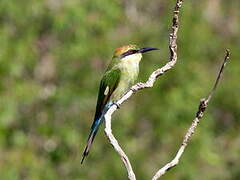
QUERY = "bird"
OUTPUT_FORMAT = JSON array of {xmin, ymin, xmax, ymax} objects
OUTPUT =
[{"xmin": 81, "ymin": 44, "xmax": 159, "ymax": 164}]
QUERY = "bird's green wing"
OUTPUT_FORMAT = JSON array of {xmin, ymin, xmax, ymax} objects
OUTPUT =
[
  {"xmin": 92, "ymin": 68, "xmax": 121, "ymax": 124},
  {"xmin": 81, "ymin": 68, "xmax": 121, "ymax": 164}
]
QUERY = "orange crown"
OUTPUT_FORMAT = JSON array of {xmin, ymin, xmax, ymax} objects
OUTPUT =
[{"xmin": 114, "ymin": 45, "xmax": 138, "ymax": 57}]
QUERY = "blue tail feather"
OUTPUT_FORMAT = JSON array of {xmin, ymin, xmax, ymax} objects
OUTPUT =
[{"xmin": 81, "ymin": 102, "xmax": 112, "ymax": 164}]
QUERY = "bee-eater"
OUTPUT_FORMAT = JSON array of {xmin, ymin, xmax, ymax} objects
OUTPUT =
[{"xmin": 81, "ymin": 45, "xmax": 159, "ymax": 164}]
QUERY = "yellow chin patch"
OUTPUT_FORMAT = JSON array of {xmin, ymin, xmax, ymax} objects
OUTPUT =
[{"xmin": 121, "ymin": 53, "xmax": 142, "ymax": 63}]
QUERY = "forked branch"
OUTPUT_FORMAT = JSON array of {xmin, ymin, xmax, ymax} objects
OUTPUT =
[{"xmin": 103, "ymin": 0, "xmax": 230, "ymax": 179}]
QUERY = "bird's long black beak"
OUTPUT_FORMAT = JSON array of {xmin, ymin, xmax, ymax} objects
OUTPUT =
[{"xmin": 138, "ymin": 47, "xmax": 159, "ymax": 53}]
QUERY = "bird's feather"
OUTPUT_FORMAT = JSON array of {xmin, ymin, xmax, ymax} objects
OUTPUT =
[
  {"xmin": 81, "ymin": 68, "xmax": 121, "ymax": 163},
  {"xmin": 93, "ymin": 68, "xmax": 121, "ymax": 125}
]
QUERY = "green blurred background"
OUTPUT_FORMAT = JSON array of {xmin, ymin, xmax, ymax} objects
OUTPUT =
[{"xmin": 0, "ymin": 0, "xmax": 239, "ymax": 179}]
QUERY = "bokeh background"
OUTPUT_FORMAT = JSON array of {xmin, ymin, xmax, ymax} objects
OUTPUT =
[{"xmin": 0, "ymin": 0, "xmax": 239, "ymax": 179}]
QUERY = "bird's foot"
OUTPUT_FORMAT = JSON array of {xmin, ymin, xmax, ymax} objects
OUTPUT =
[{"xmin": 113, "ymin": 102, "xmax": 120, "ymax": 109}]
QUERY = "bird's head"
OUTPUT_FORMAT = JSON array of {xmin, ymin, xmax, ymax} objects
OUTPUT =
[{"xmin": 113, "ymin": 44, "xmax": 159, "ymax": 62}]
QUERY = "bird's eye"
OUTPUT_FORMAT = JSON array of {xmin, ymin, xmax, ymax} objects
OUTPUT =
[{"xmin": 121, "ymin": 50, "xmax": 138, "ymax": 58}]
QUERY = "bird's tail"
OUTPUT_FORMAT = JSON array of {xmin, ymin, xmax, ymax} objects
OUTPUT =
[
  {"xmin": 81, "ymin": 117, "xmax": 102, "ymax": 164},
  {"xmin": 81, "ymin": 129, "xmax": 97, "ymax": 164},
  {"xmin": 81, "ymin": 103, "xmax": 112, "ymax": 164}
]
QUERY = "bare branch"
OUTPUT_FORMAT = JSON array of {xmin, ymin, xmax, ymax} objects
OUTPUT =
[
  {"xmin": 104, "ymin": 0, "xmax": 184, "ymax": 179},
  {"xmin": 104, "ymin": 106, "xmax": 136, "ymax": 180},
  {"xmin": 151, "ymin": 50, "xmax": 231, "ymax": 180}
]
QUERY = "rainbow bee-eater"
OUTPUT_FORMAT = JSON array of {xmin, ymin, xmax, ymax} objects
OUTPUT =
[{"xmin": 81, "ymin": 45, "xmax": 159, "ymax": 164}]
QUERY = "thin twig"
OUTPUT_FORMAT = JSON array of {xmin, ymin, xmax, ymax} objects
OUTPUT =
[
  {"xmin": 103, "ymin": 0, "xmax": 184, "ymax": 179},
  {"xmin": 152, "ymin": 50, "xmax": 230, "ymax": 180},
  {"xmin": 207, "ymin": 49, "xmax": 230, "ymax": 101}
]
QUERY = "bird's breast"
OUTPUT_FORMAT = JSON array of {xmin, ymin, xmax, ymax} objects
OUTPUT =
[
  {"xmin": 110, "ymin": 61, "xmax": 139, "ymax": 102},
  {"xmin": 121, "ymin": 60, "xmax": 139, "ymax": 81}
]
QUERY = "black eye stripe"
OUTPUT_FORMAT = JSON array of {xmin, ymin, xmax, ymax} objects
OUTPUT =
[{"xmin": 121, "ymin": 50, "xmax": 138, "ymax": 58}]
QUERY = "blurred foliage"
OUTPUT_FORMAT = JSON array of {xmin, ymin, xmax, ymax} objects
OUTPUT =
[{"xmin": 0, "ymin": 0, "xmax": 240, "ymax": 179}]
